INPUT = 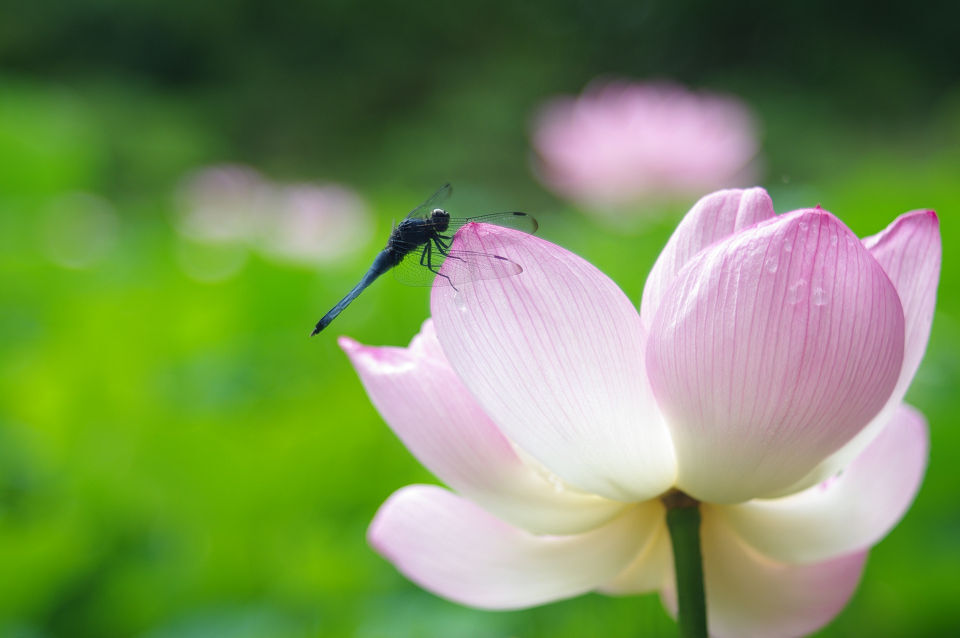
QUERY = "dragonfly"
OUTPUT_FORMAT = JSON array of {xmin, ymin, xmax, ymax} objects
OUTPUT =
[{"xmin": 311, "ymin": 184, "xmax": 538, "ymax": 335}]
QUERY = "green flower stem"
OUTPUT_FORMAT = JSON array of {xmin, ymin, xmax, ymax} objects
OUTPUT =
[{"xmin": 664, "ymin": 492, "xmax": 707, "ymax": 638}]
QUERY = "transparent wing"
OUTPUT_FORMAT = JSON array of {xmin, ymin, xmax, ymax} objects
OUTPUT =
[
  {"xmin": 447, "ymin": 211, "xmax": 539, "ymax": 235},
  {"xmin": 392, "ymin": 245, "xmax": 523, "ymax": 287},
  {"xmin": 404, "ymin": 183, "xmax": 452, "ymax": 221}
]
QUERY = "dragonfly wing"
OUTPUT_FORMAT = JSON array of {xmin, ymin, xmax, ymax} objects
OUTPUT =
[
  {"xmin": 404, "ymin": 183, "xmax": 453, "ymax": 221},
  {"xmin": 392, "ymin": 246, "xmax": 522, "ymax": 287},
  {"xmin": 447, "ymin": 211, "xmax": 539, "ymax": 234},
  {"xmin": 391, "ymin": 241, "xmax": 445, "ymax": 287},
  {"xmin": 439, "ymin": 249, "xmax": 524, "ymax": 286}
]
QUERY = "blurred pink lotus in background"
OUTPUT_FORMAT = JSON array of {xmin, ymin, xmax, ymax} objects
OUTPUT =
[
  {"xmin": 341, "ymin": 188, "xmax": 939, "ymax": 637},
  {"xmin": 172, "ymin": 164, "xmax": 372, "ymax": 278},
  {"xmin": 259, "ymin": 183, "xmax": 373, "ymax": 265},
  {"xmin": 175, "ymin": 164, "xmax": 274, "ymax": 243},
  {"xmin": 532, "ymin": 81, "xmax": 759, "ymax": 213}
]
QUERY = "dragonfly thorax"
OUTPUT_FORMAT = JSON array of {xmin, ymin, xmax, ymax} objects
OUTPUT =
[{"xmin": 430, "ymin": 208, "xmax": 451, "ymax": 232}]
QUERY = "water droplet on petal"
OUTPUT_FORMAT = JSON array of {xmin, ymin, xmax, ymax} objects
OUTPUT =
[
  {"xmin": 765, "ymin": 258, "xmax": 779, "ymax": 274},
  {"xmin": 787, "ymin": 279, "xmax": 808, "ymax": 304},
  {"xmin": 812, "ymin": 286, "xmax": 828, "ymax": 306},
  {"xmin": 799, "ymin": 221, "xmax": 809, "ymax": 231},
  {"xmin": 830, "ymin": 234, "xmax": 839, "ymax": 246},
  {"xmin": 783, "ymin": 243, "xmax": 793, "ymax": 253},
  {"xmin": 453, "ymin": 290, "xmax": 469, "ymax": 312}
]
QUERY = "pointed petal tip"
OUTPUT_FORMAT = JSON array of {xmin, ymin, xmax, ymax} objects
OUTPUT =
[
  {"xmin": 787, "ymin": 205, "xmax": 836, "ymax": 221},
  {"xmin": 908, "ymin": 208, "xmax": 939, "ymax": 225},
  {"xmin": 338, "ymin": 335, "xmax": 414, "ymax": 374},
  {"xmin": 870, "ymin": 208, "xmax": 941, "ymax": 244},
  {"xmin": 339, "ymin": 335, "xmax": 391, "ymax": 364},
  {"xmin": 337, "ymin": 335, "xmax": 360, "ymax": 352}
]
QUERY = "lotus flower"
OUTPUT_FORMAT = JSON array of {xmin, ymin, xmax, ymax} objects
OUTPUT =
[
  {"xmin": 259, "ymin": 183, "xmax": 373, "ymax": 265},
  {"xmin": 532, "ymin": 81, "xmax": 759, "ymax": 212},
  {"xmin": 174, "ymin": 164, "xmax": 372, "ymax": 268},
  {"xmin": 340, "ymin": 188, "xmax": 939, "ymax": 637},
  {"xmin": 174, "ymin": 164, "xmax": 274, "ymax": 243}
]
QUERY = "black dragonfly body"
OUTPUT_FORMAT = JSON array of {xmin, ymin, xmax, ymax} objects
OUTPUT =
[{"xmin": 311, "ymin": 184, "xmax": 537, "ymax": 335}]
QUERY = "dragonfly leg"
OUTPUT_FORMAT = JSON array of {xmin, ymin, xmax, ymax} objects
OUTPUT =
[
  {"xmin": 422, "ymin": 240, "xmax": 457, "ymax": 289},
  {"xmin": 434, "ymin": 236, "xmax": 459, "ymax": 259},
  {"xmin": 419, "ymin": 244, "xmax": 429, "ymax": 267}
]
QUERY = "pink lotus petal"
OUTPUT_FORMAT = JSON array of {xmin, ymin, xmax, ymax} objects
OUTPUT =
[
  {"xmin": 786, "ymin": 210, "xmax": 941, "ymax": 491},
  {"xmin": 647, "ymin": 209, "xmax": 905, "ymax": 503},
  {"xmin": 432, "ymin": 224, "xmax": 676, "ymax": 502},
  {"xmin": 339, "ymin": 321, "xmax": 627, "ymax": 535},
  {"xmin": 713, "ymin": 403, "xmax": 928, "ymax": 563},
  {"xmin": 862, "ymin": 210, "xmax": 939, "ymax": 406},
  {"xmin": 640, "ymin": 187, "xmax": 776, "ymax": 331},
  {"xmin": 368, "ymin": 485, "xmax": 662, "ymax": 610},
  {"xmin": 661, "ymin": 512, "xmax": 867, "ymax": 638}
]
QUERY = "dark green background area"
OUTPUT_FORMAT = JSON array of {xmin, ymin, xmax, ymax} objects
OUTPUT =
[{"xmin": 1, "ymin": 1, "xmax": 959, "ymax": 636}]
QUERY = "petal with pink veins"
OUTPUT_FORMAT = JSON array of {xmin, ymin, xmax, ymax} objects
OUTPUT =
[
  {"xmin": 368, "ymin": 485, "xmax": 663, "ymax": 610},
  {"xmin": 640, "ymin": 188, "xmax": 776, "ymax": 331},
  {"xmin": 340, "ymin": 321, "xmax": 627, "ymax": 535},
  {"xmin": 783, "ymin": 210, "xmax": 940, "ymax": 493},
  {"xmin": 712, "ymin": 403, "xmax": 927, "ymax": 564},
  {"xmin": 647, "ymin": 209, "xmax": 905, "ymax": 503},
  {"xmin": 432, "ymin": 224, "xmax": 676, "ymax": 502},
  {"xmin": 661, "ymin": 510, "xmax": 867, "ymax": 638}
]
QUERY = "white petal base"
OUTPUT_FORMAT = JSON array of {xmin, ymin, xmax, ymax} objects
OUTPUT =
[{"xmin": 369, "ymin": 486, "xmax": 663, "ymax": 610}]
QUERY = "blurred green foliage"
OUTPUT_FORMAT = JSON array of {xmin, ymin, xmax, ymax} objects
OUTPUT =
[{"xmin": 1, "ymin": 1, "xmax": 959, "ymax": 637}]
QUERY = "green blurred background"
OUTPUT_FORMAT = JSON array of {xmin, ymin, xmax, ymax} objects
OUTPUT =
[{"xmin": 1, "ymin": 1, "xmax": 959, "ymax": 636}]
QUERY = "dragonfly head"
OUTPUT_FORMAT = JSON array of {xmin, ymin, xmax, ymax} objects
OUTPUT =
[{"xmin": 431, "ymin": 208, "xmax": 451, "ymax": 232}]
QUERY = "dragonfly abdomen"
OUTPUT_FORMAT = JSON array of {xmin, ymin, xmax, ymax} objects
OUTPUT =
[{"xmin": 310, "ymin": 249, "xmax": 397, "ymax": 335}]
